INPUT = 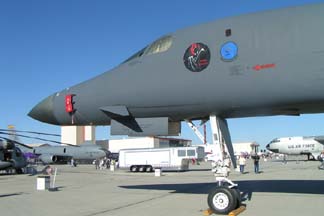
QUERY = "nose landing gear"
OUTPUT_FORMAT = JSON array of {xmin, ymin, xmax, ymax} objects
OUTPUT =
[
  {"xmin": 206, "ymin": 115, "xmax": 242, "ymax": 214},
  {"xmin": 186, "ymin": 115, "xmax": 242, "ymax": 214}
]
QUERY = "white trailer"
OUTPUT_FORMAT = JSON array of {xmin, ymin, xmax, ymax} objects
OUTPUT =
[
  {"xmin": 188, "ymin": 146, "xmax": 205, "ymax": 161},
  {"xmin": 118, "ymin": 146, "xmax": 204, "ymax": 172}
]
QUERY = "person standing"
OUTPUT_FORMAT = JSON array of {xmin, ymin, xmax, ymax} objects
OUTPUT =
[
  {"xmin": 71, "ymin": 158, "xmax": 74, "ymax": 167},
  {"xmin": 252, "ymin": 154, "xmax": 260, "ymax": 173},
  {"xmin": 283, "ymin": 154, "xmax": 287, "ymax": 164},
  {"xmin": 238, "ymin": 155, "xmax": 246, "ymax": 174},
  {"xmin": 99, "ymin": 158, "xmax": 105, "ymax": 170},
  {"xmin": 95, "ymin": 158, "xmax": 100, "ymax": 170},
  {"xmin": 319, "ymin": 151, "xmax": 324, "ymax": 169}
]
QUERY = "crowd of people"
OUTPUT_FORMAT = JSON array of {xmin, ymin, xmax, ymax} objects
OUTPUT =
[
  {"xmin": 237, "ymin": 153, "xmax": 261, "ymax": 174},
  {"xmin": 237, "ymin": 150, "xmax": 324, "ymax": 173},
  {"xmin": 68, "ymin": 156, "xmax": 119, "ymax": 170},
  {"xmin": 94, "ymin": 157, "xmax": 116, "ymax": 170},
  {"xmin": 63, "ymin": 150, "xmax": 324, "ymax": 173}
]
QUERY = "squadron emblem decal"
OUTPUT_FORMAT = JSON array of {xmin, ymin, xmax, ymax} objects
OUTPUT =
[{"xmin": 183, "ymin": 43, "xmax": 210, "ymax": 72}]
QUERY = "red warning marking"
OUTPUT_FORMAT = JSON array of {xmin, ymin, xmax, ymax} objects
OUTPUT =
[
  {"xmin": 253, "ymin": 63, "xmax": 276, "ymax": 71},
  {"xmin": 65, "ymin": 94, "xmax": 74, "ymax": 113}
]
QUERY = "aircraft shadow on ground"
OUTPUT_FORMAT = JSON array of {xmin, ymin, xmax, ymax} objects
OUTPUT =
[
  {"xmin": 152, "ymin": 169, "xmax": 212, "ymax": 173},
  {"xmin": 119, "ymin": 180, "xmax": 324, "ymax": 198},
  {"xmin": 0, "ymin": 192, "xmax": 24, "ymax": 198}
]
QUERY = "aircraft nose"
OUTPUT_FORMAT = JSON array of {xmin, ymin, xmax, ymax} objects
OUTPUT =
[
  {"xmin": 266, "ymin": 143, "xmax": 279, "ymax": 153},
  {"xmin": 28, "ymin": 95, "xmax": 59, "ymax": 125}
]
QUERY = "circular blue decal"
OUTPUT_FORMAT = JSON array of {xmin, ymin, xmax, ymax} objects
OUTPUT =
[{"xmin": 220, "ymin": 42, "xmax": 238, "ymax": 61}]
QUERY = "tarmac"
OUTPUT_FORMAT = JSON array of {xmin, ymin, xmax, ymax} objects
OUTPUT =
[{"xmin": 0, "ymin": 157, "xmax": 323, "ymax": 216}]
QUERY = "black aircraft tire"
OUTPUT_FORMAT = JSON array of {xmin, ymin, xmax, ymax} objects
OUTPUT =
[
  {"xmin": 232, "ymin": 188, "xmax": 242, "ymax": 209},
  {"xmin": 220, "ymin": 183, "xmax": 241, "ymax": 209},
  {"xmin": 207, "ymin": 186, "xmax": 237, "ymax": 215}
]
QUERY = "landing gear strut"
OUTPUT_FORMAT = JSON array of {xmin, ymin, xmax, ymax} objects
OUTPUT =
[{"xmin": 206, "ymin": 115, "xmax": 241, "ymax": 214}]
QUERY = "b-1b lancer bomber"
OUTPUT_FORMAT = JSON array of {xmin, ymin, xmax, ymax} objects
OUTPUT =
[{"xmin": 29, "ymin": 3, "xmax": 324, "ymax": 214}]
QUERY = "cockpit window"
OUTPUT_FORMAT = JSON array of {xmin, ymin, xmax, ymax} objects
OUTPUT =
[
  {"xmin": 123, "ymin": 46, "xmax": 147, "ymax": 63},
  {"xmin": 122, "ymin": 35, "xmax": 172, "ymax": 64},
  {"xmin": 145, "ymin": 35, "xmax": 172, "ymax": 55},
  {"xmin": 270, "ymin": 138, "xmax": 279, "ymax": 143}
]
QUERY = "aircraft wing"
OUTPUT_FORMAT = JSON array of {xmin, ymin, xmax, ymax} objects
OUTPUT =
[{"xmin": 100, "ymin": 106, "xmax": 143, "ymax": 132}]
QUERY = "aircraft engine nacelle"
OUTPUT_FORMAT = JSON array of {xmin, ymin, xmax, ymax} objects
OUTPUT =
[
  {"xmin": 110, "ymin": 117, "xmax": 181, "ymax": 136},
  {"xmin": 39, "ymin": 154, "xmax": 58, "ymax": 164},
  {"xmin": 39, "ymin": 154, "xmax": 72, "ymax": 164}
]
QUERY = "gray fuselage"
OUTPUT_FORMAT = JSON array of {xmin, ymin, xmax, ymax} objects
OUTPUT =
[{"xmin": 29, "ymin": 3, "xmax": 324, "ymax": 126}]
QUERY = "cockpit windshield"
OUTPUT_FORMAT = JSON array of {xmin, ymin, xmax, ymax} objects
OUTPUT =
[
  {"xmin": 122, "ymin": 46, "xmax": 147, "ymax": 63},
  {"xmin": 100, "ymin": 148, "xmax": 111, "ymax": 156},
  {"xmin": 123, "ymin": 35, "xmax": 173, "ymax": 64},
  {"xmin": 270, "ymin": 138, "xmax": 279, "ymax": 143},
  {"xmin": 144, "ymin": 35, "xmax": 172, "ymax": 55}
]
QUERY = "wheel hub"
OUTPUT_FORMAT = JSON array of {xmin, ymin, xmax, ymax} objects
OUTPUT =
[{"xmin": 213, "ymin": 192, "xmax": 229, "ymax": 210}]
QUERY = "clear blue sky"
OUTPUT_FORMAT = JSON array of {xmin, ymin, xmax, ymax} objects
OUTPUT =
[{"xmin": 1, "ymin": 0, "xmax": 324, "ymax": 148}]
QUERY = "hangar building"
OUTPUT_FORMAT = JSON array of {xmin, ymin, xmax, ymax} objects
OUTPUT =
[
  {"xmin": 60, "ymin": 126, "xmax": 191, "ymax": 152},
  {"xmin": 233, "ymin": 142, "xmax": 259, "ymax": 156}
]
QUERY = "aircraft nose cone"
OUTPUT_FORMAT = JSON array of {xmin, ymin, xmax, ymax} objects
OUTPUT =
[
  {"xmin": 28, "ymin": 95, "xmax": 59, "ymax": 125},
  {"xmin": 266, "ymin": 144, "xmax": 279, "ymax": 153}
]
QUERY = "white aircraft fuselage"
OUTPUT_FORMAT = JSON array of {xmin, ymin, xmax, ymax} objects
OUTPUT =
[{"xmin": 266, "ymin": 136, "xmax": 324, "ymax": 160}]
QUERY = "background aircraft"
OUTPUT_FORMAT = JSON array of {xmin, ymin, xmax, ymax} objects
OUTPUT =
[
  {"xmin": 16, "ymin": 141, "xmax": 110, "ymax": 164},
  {"xmin": 28, "ymin": 3, "xmax": 324, "ymax": 214},
  {"xmin": 0, "ymin": 129, "xmax": 110, "ymax": 165},
  {"xmin": 0, "ymin": 138, "xmax": 27, "ymax": 173},
  {"xmin": 266, "ymin": 136, "xmax": 324, "ymax": 160}
]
